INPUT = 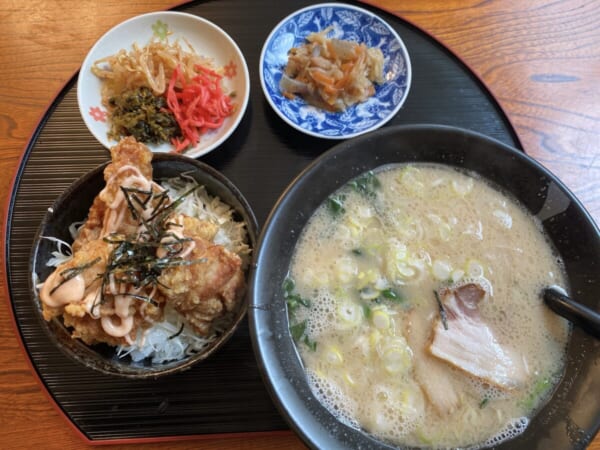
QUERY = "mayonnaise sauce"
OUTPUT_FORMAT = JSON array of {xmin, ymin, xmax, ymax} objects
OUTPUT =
[
  {"xmin": 39, "ymin": 271, "xmax": 85, "ymax": 307},
  {"xmin": 101, "ymin": 315, "xmax": 134, "ymax": 338},
  {"xmin": 157, "ymin": 216, "xmax": 196, "ymax": 259},
  {"xmin": 114, "ymin": 294, "xmax": 132, "ymax": 319},
  {"xmin": 83, "ymin": 288, "xmax": 102, "ymax": 319},
  {"xmin": 99, "ymin": 165, "xmax": 153, "ymax": 234}
]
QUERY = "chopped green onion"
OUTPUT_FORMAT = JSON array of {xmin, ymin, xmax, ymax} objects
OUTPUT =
[
  {"xmin": 362, "ymin": 304, "xmax": 372, "ymax": 319},
  {"xmin": 521, "ymin": 376, "xmax": 552, "ymax": 411},
  {"xmin": 359, "ymin": 286, "xmax": 379, "ymax": 300},
  {"xmin": 381, "ymin": 288, "xmax": 403, "ymax": 302}
]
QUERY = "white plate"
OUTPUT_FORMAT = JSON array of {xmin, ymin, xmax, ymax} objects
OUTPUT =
[
  {"xmin": 77, "ymin": 11, "xmax": 250, "ymax": 158},
  {"xmin": 259, "ymin": 3, "xmax": 411, "ymax": 139}
]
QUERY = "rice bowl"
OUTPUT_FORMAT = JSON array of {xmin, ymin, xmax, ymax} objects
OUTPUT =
[{"xmin": 30, "ymin": 140, "xmax": 257, "ymax": 377}]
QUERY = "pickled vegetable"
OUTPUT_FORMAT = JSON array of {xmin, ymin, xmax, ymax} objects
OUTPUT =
[{"xmin": 107, "ymin": 86, "xmax": 181, "ymax": 144}]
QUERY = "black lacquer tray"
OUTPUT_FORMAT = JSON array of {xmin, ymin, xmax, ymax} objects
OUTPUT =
[{"xmin": 4, "ymin": 0, "xmax": 522, "ymax": 443}]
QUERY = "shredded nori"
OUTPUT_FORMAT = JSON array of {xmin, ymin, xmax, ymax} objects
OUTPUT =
[
  {"xmin": 90, "ymin": 181, "xmax": 206, "ymax": 314},
  {"xmin": 434, "ymin": 290, "xmax": 449, "ymax": 330},
  {"xmin": 168, "ymin": 322, "xmax": 185, "ymax": 340},
  {"xmin": 107, "ymin": 86, "xmax": 181, "ymax": 144}
]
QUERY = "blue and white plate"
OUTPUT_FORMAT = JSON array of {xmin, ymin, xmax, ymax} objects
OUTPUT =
[{"xmin": 259, "ymin": 3, "xmax": 411, "ymax": 139}]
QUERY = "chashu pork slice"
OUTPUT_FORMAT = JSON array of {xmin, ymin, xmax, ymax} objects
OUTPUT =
[
  {"xmin": 428, "ymin": 283, "xmax": 528, "ymax": 390},
  {"xmin": 406, "ymin": 309, "xmax": 462, "ymax": 416}
]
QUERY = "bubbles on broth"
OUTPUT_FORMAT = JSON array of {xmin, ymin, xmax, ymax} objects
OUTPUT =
[
  {"xmin": 303, "ymin": 288, "xmax": 336, "ymax": 337},
  {"xmin": 307, "ymin": 369, "xmax": 359, "ymax": 430},
  {"xmin": 482, "ymin": 417, "xmax": 529, "ymax": 448}
]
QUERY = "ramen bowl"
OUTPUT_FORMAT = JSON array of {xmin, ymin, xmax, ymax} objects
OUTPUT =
[
  {"xmin": 30, "ymin": 153, "xmax": 258, "ymax": 378},
  {"xmin": 249, "ymin": 124, "xmax": 600, "ymax": 449}
]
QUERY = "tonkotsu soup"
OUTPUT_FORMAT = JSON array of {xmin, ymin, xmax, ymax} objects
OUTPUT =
[{"xmin": 285, "ymin": 163, "xmax": 570, "ymax": 449}]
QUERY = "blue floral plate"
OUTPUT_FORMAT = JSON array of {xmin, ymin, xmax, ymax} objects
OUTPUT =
[{"xmin": 259, "ymin": 3, "xmax": 411, "ymax": 139}]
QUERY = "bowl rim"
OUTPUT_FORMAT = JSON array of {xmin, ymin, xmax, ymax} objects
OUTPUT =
[
  {"xmin": 29, "ymin": 152, "xmax": 259, "ymax": 379},
  {"xmin": 258, "ymin": 2, "xmax": 412, "ymax": 140},
  {"xmin": 77, "ymin": 10, "xmax": 251, "ymax": 158},
  {"xmin": 256, "ymin": 124, "xmax": 598, "ymax": 236},
  {"xmin": 248, "ymin": 123, "xmax": 600, "ymax": 449}
]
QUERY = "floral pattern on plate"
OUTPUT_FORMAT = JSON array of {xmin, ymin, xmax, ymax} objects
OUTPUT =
[{"xmin": 260, "ymin": 3, "xmax": 411, "ymax": 139}]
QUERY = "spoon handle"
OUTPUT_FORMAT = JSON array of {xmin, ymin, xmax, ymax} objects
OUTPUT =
[{"xmin": 544, "ymin": 288, "xmax": 600, "ymax": 339}]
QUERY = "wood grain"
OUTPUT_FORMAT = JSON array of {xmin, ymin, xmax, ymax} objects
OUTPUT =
[{"xmin": 0, "ymin": 0, "xmax": 598, "ymax": 449}]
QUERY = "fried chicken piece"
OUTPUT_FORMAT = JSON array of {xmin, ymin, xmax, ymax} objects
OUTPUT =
[
  {"xmin": 178, "ymin": 214, "xmax": 219, "ymax": 241},
  {"xmin": 73, "ymin": 137, "xmax": 154, "ymax": 252},
  {"xmin": 63, "ymin": 292, "xmax": 164, "ymax": 346},
  {"xmin": 63, "ymin": 312, "xmax": 123, "ymax": 347},
  {"xmin": 157, "ymin": 235, "xmax": 245, "ymax": 336},
  {"xmin": 40, "ymin": 238, "xmax": 112, "ymax": 321},
  {"xmin": 40, "ymin": 234, "xmax": 165, "ymax": 346}
]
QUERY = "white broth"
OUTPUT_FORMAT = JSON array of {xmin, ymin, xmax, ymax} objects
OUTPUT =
[{"xmin": 286, "ymin": 163, "xmax": 569, "ymax": 448}]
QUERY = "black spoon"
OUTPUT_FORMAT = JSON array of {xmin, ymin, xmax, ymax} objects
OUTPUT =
[{"xmin": 544, "ymin": 287, "xmax": 600, "ymax": 339}]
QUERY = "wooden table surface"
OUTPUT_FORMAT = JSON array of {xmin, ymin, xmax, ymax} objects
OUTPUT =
[{"xmin": 0, "ymin": 0, "xmax": 598, "ymax": 449}]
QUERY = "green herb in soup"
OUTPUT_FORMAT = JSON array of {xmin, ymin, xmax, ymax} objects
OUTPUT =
[
  {"xmin": 284, "ymin": 277, "xmax": 316, "ymax": 351},
  {"xmin": 286, "ymin": 163, "xmax": 570, "ymax": 449},
  {"xmin": 349, "ymin": 170, "xmax": 381, "ymax": 198}
]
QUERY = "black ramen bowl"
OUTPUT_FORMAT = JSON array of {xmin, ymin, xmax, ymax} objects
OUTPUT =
[
  {"xmin": 30, "ymin": 153, "xmax": 258, "ymax": 379},
  {"xmin": 249, "ymin": 124, "xmax": 600, "ymax": 449}
]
